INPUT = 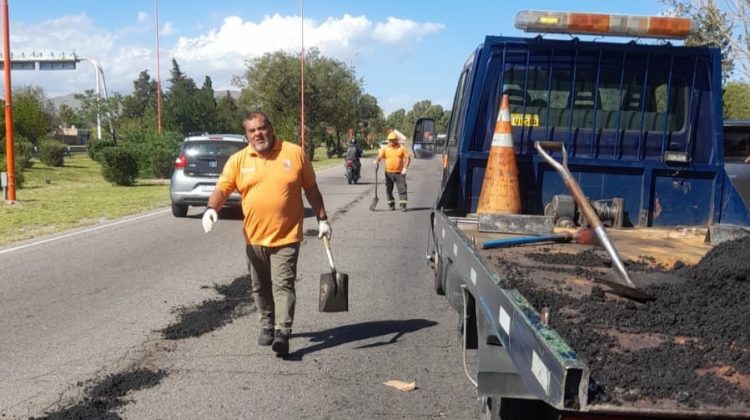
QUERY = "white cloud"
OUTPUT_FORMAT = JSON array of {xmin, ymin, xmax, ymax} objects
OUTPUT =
[
  {"xmin": 5, "ymin": 11, "xmax": 445, "ymax": 108},
  {"xmin": 169, "ymin": 13, "xmax": 444, "ymax": 90},
  {"xmin": 373, "ymin": 17, "xmax": 444, "ymax": 43},
  {"xmin": 161, "ymin": 22, "xmax": 175, "ymax": 36},
  {"xmin": 11, "ymin": 14, "xmax": 115, "ymax": 57}
]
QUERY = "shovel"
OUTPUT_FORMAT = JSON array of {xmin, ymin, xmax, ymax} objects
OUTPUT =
[
  {"xmin": 318, "ymin": 236, "xmax": 349, "ymax": 312},
  {"xmin": 534, "ymin": 141, "xmax": 656, "ymax": 302},
  {"xmin": 369, "ymin": 163, "xmax": 379, "ymax": 211}
]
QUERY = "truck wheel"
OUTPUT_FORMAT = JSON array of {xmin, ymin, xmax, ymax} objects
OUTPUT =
[
  {"xmin": 171, "ymin": 203, "xmax": 188, "ymax": 217},
  {"xmin": 479, "ymin": 396, "xmax": 500, "ymax": 420},
  {"xmin": 434, "ymin": 254, "xmax": 446, "ymax": 295}
]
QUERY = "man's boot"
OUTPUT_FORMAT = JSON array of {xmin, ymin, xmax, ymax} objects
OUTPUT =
[
  {"xmin": 257, "ymin": 327, "xmax": 274, "ymax": 346},
  {"xmin": 400, "ymin": 202, "xmax": 407, "ymax": 212},
  {"xmin": 272, "ymin": 330, "xmax": 290, "ymax": 356}
]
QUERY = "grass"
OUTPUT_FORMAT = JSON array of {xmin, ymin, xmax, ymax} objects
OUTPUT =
[{"xmin": 0, "ymin": 146, "xmax": 371, "ymax": 247}]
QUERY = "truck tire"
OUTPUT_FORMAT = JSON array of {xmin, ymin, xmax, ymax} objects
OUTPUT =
[
  {"xmin": 171, "ymin": 203, "xmax": 188, "ymax": 217},
  {"xmin": 434, "ymin": 254, "xmax": 446, "ymax": 295},
  {"xmin": 479, "ymin": 396, "xmax": 500, "ymax": 420}
]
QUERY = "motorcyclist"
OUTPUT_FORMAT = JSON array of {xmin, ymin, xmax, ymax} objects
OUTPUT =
[{"xmin": 345, "ymin": 138, "xmax": 362, "ymax": 180}]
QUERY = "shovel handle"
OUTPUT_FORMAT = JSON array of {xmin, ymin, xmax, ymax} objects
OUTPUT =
[
  {"xmin": 534, "ymin": 141, "xmax": 637, "ymax": 289},
  {"xmin": 322, "ymin": 236, "xmax": 337, "ymax": 273}
]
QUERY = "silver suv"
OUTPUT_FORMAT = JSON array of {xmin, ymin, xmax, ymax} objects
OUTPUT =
[{"xmin": 169, "ymin": 133, "xmax": 247, "ymax": 217}]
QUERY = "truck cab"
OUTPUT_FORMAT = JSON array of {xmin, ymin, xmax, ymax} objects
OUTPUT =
[{"xmin": 425, "ymin": 12, "xmax": 750, "ymax": 228}]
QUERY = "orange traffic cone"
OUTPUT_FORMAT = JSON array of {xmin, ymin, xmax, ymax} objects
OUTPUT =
[{"xmin": 477, "ymin": 94, "xmax": 521, "ymax": 214}]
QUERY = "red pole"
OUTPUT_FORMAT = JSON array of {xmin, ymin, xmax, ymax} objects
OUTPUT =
[
  {"xmin": 300, "ymin": 0, "xmax": 305, "ymax": 153},
  {"xmin": 2, "ymin": 0, "xmax": 15, "ymax": 202},
  {"xmin": 154, "ymin": 0, "xmax": 162, "ymax": 134}
]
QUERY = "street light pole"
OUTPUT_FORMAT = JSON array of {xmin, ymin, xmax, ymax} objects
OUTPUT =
[
  {"xmin": 154, "ymin": 0, "xmax": 162, "ymax": 134},
  {"xmin": 77, "ymin": 57, "xmax": 103, "ymax": 140},
  {"xmin": 2, "ymin": 0, "xmax": 15, "ymax": 202},
  {"xmin": 300, "ymin": 0, "xmax": 305, "ymax": 153}
]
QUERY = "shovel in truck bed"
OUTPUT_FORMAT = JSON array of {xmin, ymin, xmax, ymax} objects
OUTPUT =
[{"xmin": 534, "ymin": 141, "xmax": 662, "ymax": 302}]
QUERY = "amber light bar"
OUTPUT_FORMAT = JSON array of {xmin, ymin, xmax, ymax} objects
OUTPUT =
[{"xmin": 515, "ymin": 10, "xmax": 696, "ymax": 39}]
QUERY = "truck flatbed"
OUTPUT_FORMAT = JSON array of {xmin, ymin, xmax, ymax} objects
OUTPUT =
[{"xmin": 456, "ymin": 220, "xmax": 750, "ymax": 416}]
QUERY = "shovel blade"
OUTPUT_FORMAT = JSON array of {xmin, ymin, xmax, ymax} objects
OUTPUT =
[
  {"xmin": 596, "ymin": 270, "xmax": 656, "ymax": 302},
  {"xmin": 319, "ymin": 272, "xmax": 349, "ymax": 312},
  {"xmin": 369, "ymin": 196, "xmax": 378, "ymax": 211}
]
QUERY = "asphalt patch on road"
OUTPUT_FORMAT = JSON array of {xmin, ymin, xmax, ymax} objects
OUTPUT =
[
  {"xmin": 160, "ymin": 275, "xmax": 254, "ymax": 340},
  {"xmin": 490, "ymin": 236, "xmax": 750, "ymax": 409},
  {"xmin": 31, "ymin": 277, "xmax": 254, "ymax": 419},
  {"xmin": 32, "ymin": 369, "xmax": 166, "ymax": 420}
]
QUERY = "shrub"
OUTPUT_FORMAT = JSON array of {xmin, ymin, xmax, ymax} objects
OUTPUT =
[
  {"xmin": 87, "ymin": 139, "xmax": 116, "ymax": 163},
  {"xmin": 0, "ymin": 135, "xmax": 34, "ymax": 169},
  {"xmin": 39, "ymin": 140, "xmax": 67, "ymax": 167},
  {"xmin": 150, "ymin": 146, "xmax": 178, "ymax": 179},
  {"xmin": 0, "ymin": 156, "xmax": 24, "ymax": 189},
  {"xmin": 15, "ymin": 135, "xmax": 35, "ymax": 169},
  {"xmin": 117, "ymin": 127, "xmax": 182, "ymax": 178},
  {"xmin": 101, "ymin": 147, "xmax": 139, "ymax": 186}
]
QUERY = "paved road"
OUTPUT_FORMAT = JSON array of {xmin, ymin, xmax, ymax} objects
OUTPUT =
[{"xmin": 0, "ymin": 155, "xmax": 477, "ymax": 419}]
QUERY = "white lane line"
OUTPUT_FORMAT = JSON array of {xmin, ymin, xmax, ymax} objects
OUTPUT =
[{"xmin": 0, "ymin": 209, "xmax": 170, "ymax": 255}]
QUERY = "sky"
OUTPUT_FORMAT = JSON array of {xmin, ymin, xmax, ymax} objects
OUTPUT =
[{"xmin": 4, "ymin": 0, "xmax": 670, "ymax": 115}]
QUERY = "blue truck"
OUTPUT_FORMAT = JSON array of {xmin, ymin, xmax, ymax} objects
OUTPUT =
[{"xmin": 417, "ymin": 10, "xmax": 750, "ymax": 419}]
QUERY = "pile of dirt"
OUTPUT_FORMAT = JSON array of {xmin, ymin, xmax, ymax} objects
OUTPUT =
[{"xmin": 490, "ymin": 236, "xmax": 750, "ymax": 409}]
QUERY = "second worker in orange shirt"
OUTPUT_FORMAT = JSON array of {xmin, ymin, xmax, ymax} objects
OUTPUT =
[
  {"xmin": 374, "ymin": 131, "xmax": 412, "ymax": 211},
  {"xmin": 202, "ymin": 111, "xmax": 330, "ymax": 357}
]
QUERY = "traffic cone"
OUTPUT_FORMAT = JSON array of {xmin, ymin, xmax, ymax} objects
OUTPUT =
[{"xmin": 477, "ymin": 94, "xmax": 521, "ymax": 214}]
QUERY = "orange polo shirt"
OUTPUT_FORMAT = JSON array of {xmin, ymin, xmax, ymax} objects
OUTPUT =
[
  {"xmin": 378, "ymin": 143, "xmax": 409, "ymax": 173},
  {"xmin": 215, "ymin": 139, "xmax": 316, "ymax": 247}
]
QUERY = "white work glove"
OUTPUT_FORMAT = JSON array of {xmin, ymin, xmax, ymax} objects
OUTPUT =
[
  {"xmin": 318, "ymin": 219, "xmax": 332, "ymax": 240},
  {"xmin": 202, "ymin": 208, "xmax": 218, "ymax": 233},
  {"xmin": 400, "ymin": 167, "xmax": 407, "ymax": 176},
  {"xmin": 372, "ymin": 160, "xmax": 379, "ymax": 167}
]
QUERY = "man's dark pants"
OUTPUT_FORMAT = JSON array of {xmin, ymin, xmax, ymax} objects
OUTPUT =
[{"xmin": 385, "ymin": 172, "xmax": 407, "ymax": 209}]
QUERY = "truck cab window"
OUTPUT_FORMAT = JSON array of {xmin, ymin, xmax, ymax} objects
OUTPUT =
[{"xmin": 447, "ymin": 67, "xmax": 470, "ymax": 148}]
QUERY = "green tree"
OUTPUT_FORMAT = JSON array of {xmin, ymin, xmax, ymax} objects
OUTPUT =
[
  {"xmin": 164, "ymin": 59, "xmax": 201, "ymax": 134},
  {"xmin": 11, "ymin": 86, "xmax": 52, "ymax": 144},
  {"xmin": 406, "ymin": 101, "xmax": 450, "ymax": 136},
  {"xmin": 234, "ymin": 48, "xmax": 385, "ymax": 159},
  {"xmin": 358, "ymin": 94, "xmax": 385, "ymax": 147},
  {"xmin": 723, "ymin": 82, "xmax": 750, "ymax": 119},
  {"xmin": 215, "ymin": 92, "xmax": 243, "ymax": 134},
  {"xmin": 74, "ymin": 89, "xmax": 122, "ymax": 144},
  {"xmin": 56, "ymin": 104, "xmax": 84, "ymax": 128},
  {"xmin": 235, "ymin": 50, "xmax": 302, "ymax": 144},
  {"xmin": 195, "ymin": 76, "xmax": 218, "ymax": 132},
  {"xmin": 385, "ymin": 109, "xmax": 408, "ymax": 136},
  {"xmin": 662, "ymin": 0, "xmax": 750, "ymax": 81},
  {"xmin": 122, "ymin": 70, "xmax": 158, "ymax": 120}
]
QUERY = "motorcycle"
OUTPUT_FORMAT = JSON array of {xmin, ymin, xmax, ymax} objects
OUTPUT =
[{"xmin": 345, "ymin": 160, "xmax": 361, "ymax": 184}]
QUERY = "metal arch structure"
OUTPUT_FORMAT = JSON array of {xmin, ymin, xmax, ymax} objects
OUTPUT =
[
  {"xmin": 1, "ymin": 53, "xmax": 115, "ymax": 141},
  {"xmin": 77, "ymin": 56, "xmax": 115, "ymax": 141}
]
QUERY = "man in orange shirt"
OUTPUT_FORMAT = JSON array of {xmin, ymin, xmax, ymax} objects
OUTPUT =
[
  {"xmin": 374, "ymin": 131, "xmax": 411, "ymax": 211},
  {"xmin": 202, "ymin": 111, "xmax": 330, "ymax": 357}
]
